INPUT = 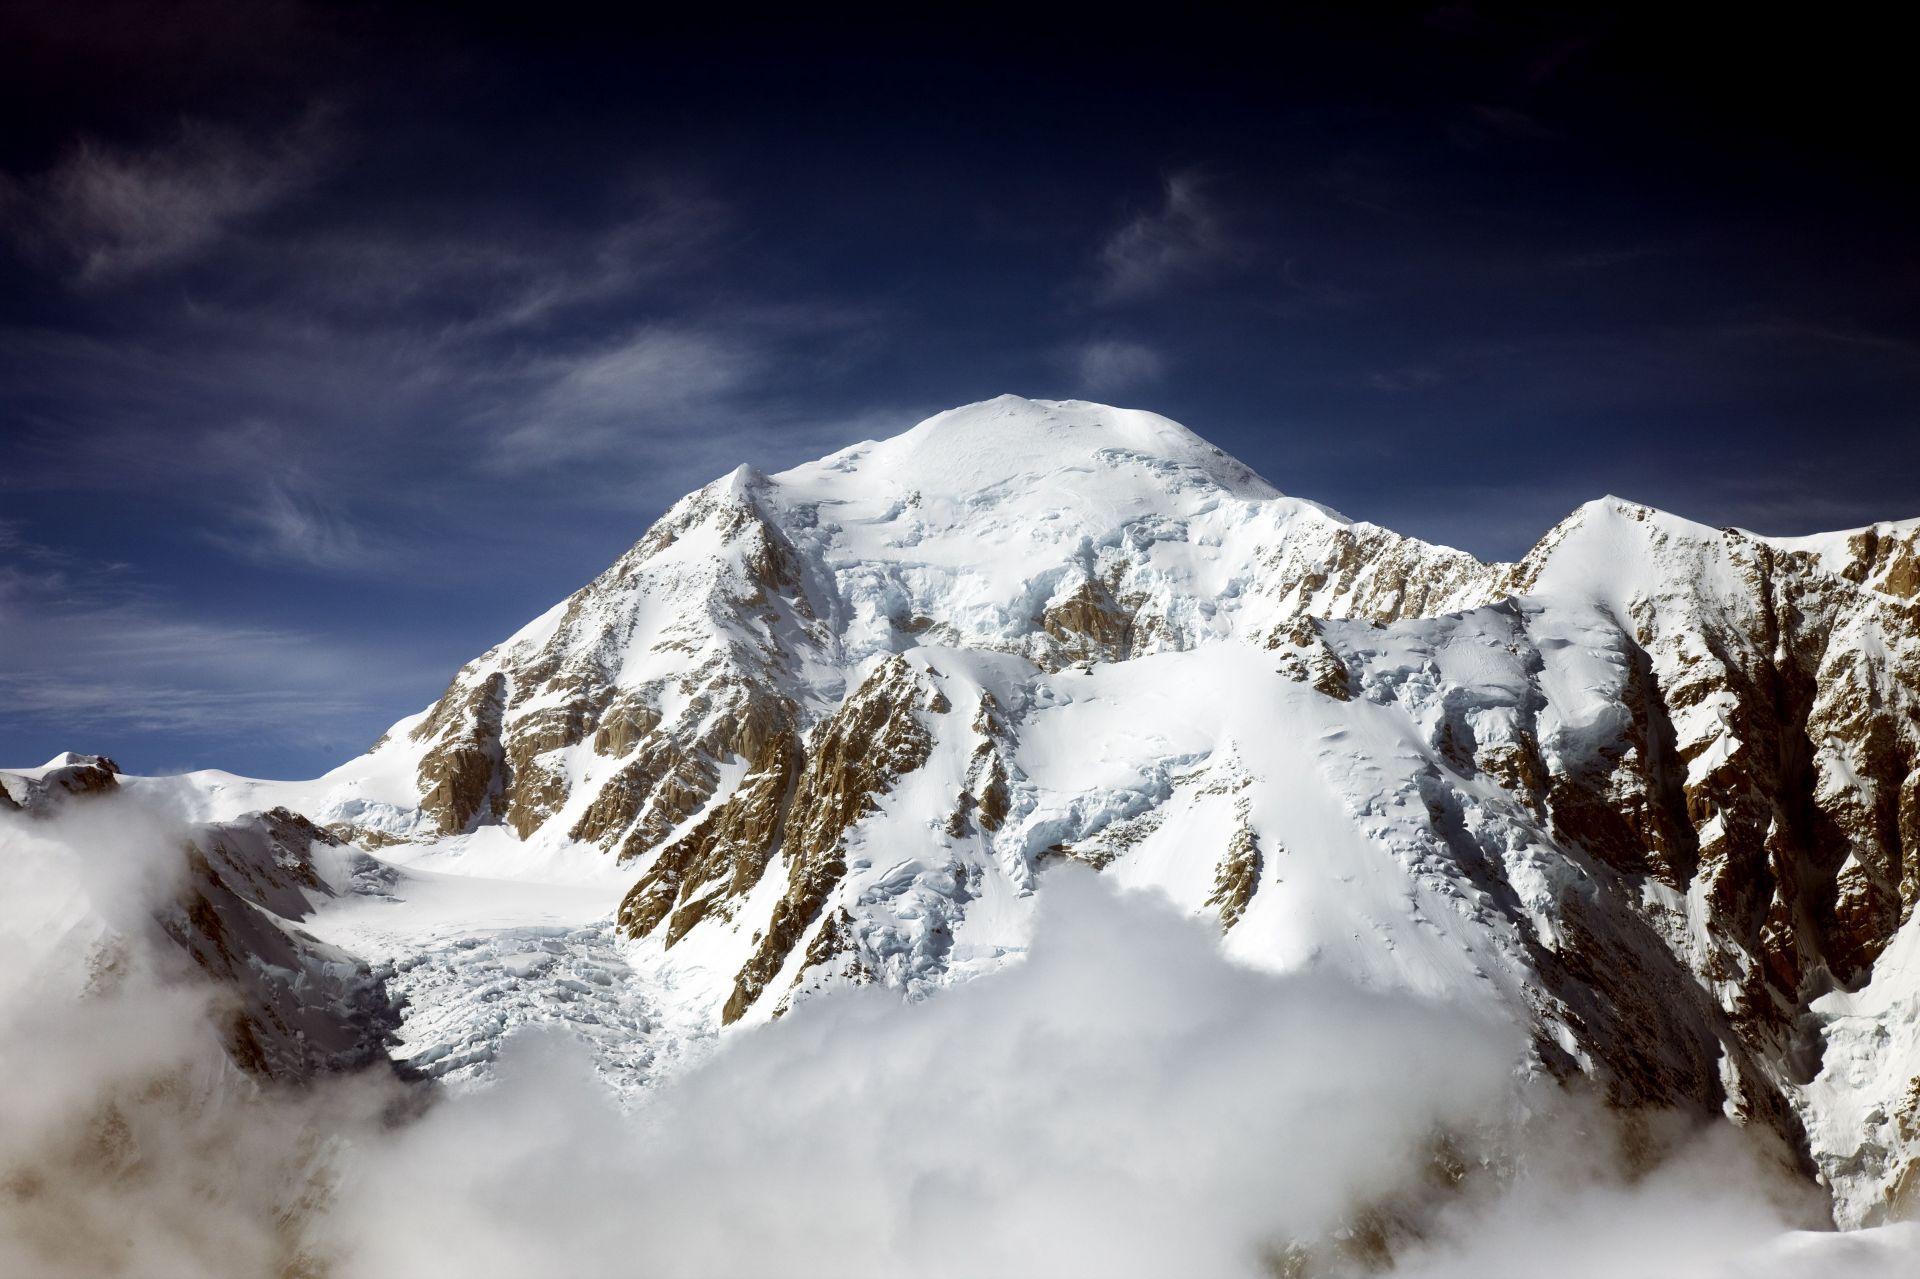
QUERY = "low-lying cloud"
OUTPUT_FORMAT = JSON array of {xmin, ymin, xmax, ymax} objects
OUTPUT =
[
  {"xmin": 328, "ymin": 872, "xmax": 1518, "ymax": 1278},
  {"xmin": 2, "ymin": 800, "xmax": 1915, "ymax": 1278}
]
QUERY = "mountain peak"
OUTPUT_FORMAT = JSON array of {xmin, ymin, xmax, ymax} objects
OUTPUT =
[{"xmin": 784, "ymin": 395, "xmax": 1281, "ymax": 505}]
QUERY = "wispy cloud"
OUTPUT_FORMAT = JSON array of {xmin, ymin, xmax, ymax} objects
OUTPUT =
[
  {"xmin": 1366, "ymin": 365, "xmax": 1444, "ymax": 393},
  {"xmin": 1713, "ymin": 314, "xmax": 1920, "ymax": 357},
  {"xmin": 1069, "ymin": 338, "xmax": 1168, "ymax": 393},
  {"xmin": 0, "ymin": 531, "xmax": 440, "ymax": 756},
  {"xmin": 1096, "ymin": 172, "xmax": 1239, "ymax": 302},
  {"xmin": 267, "ymin": 181, "xmax": 730, "ymax": 337},
  {"xmin": 188, "ymin": 421, "xmax": 389, "ymax": 572},
  {"xmin": 207, "ymin": 479, "xmax": 379, "ymax": 572},
  {"xmin": 485, "ymin": 187, "xmax": 731, "ymax": 332},
  {"xmin": 492, "ymin": 326, "xmax": 762, "ymax": 468},
  {"xmin": 533, "ymin": 327, "xmax": 754, "ymax": 421},
  {"xmin": 0, "ymin": 265, "xmax": 898, "ymax": 583},
  {"xmin": 1446, "ymin": 104, "xmax": 1560, "ymax": 152},
  {"xmin": 1, "ymin": 107, "xmax": 336, "ymax": 286}
]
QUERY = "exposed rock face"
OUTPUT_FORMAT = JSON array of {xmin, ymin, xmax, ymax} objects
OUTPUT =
[
  {"xmin": 957, "ymin": 692, "xmax": 1013, "ymax": 836},
  {"xmin": 1273, "ymin": 616, "xmax": 1354, "ymax": 701},
  {"xmin": 1038, "ymin": 576, "xmax": 1137, "ymax": 667},
  {"xmin": 1825, "ymin": 521, "xmax": 1920, "ymax": 601},
  {"xmin": 1206, "ymin": 816, "xmax": 1263, "ymax": 932},
  {"xmin": 1487, "ymin": 501, "xmax": 1920, "ymax": 1219},
  {"xmin": 716, "ymin": 654, "xmax": 945, "ymax": 1024},
  {"xmin": 168, "ymin": 808, "xmax": 402, "ymax": 1080},
  {"xmin": 616, "ymin": 717, "xmax": 798, "ymax": 944},
  {"xmin": 610, "ymin": 652, "xmax": 950, "ymax": 1024},
  {"xmin": 414, "ymin": 672, "xmax": 506, "ymax": 833},
  {"xmin": 1251, "ymin": 519, "xmax": 1499, "ymax": 634},
  {"xmin": 257, "ymin": 396, "xmax": 1920, "ymax": 1225}
]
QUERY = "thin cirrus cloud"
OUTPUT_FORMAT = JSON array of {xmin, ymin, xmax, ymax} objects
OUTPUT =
[
  {"xmin": 490, "ymin": 326, "xmax": 764, "ymax": 469},
  {"xmin": 205, "ymin": 478, "xmax": 384, "ymax": 574},
  {"xmin": 1094, "ymin": 171, "xmax": 1240, "ymax": 302},
  {"xmin": 0, "ymin": 535, "xmax": 435, "ymax": 748},
  {"xmin": 483, "ymin": 187, "xmax": 732, "ymax": 333},
  {"xmin": 261, "ymin": 181, "xmax": 731, "ymax": 337},
  {"xmin": 0, "ymin": 107, "xmax": 336, "ymax": 287}
]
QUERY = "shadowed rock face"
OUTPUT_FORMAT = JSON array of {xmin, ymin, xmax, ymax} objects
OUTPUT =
[
  {"xmin": 169, "ymin": 808, "xmax": 402, "ymax": 1081},
  {"xmin": 1461, "ymin": 503, "xmax": 1920, "ymax": 1214},
  {"xmin": 1508, "ymin": 515, "xmax": 1920, "ymax": 1002},
  {"xmin": 1, "ymin": 776, "xmax": 402, "ymax": 1084},
  {"xmin": 414, "ymin": 673, "xmax": 506, "ymax": 834}
]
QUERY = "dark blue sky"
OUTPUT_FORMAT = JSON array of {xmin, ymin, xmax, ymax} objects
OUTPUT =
[{"xmin": 2, "ymin": 3, "xmax": 1916, "ymax": 777}]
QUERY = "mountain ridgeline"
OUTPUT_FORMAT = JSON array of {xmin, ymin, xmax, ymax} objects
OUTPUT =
[{"xmin": 49, "ymin": 397, "xmax": 1920, "ymax": 1226}]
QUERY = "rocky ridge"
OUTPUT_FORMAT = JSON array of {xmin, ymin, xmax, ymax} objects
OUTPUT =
[{"xmin": 0, "ymin": 758, "xmax": 403, "ymax": 1082}]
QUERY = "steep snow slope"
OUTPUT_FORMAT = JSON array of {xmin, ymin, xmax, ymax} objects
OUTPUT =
[{"xmin": 123, "ymin": 395, "xmax": 1920, "ymax": 1225}]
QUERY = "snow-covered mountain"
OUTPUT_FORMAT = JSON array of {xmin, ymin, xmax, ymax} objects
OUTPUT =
[{"xmin": 35, "ymin": 395, "xmax": 1920, "ymax": 1229}]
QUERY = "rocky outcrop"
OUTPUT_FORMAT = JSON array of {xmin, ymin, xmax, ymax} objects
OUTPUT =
[
  {"xmin": 1272, "ymin": 616, "xmax": 1353, "ymax": 701},
  {"xmin": 413, "ymin": 672, "xmax": 506, "ymax": 834},
  {"xmin": 1253, "ymin": 518, "xmax": 1500, "ymax": 632},
  {"xmin": 1411, "ymin": 502, "xmax": 1920, "ymax": 1213},
  {"xmin": 168, "ymin": 809, "xmax": 402, "ymax": 1080},
  {"xmin": 1508, "ymin": 507, "xmax": 1920, "ymax": 1028},
  {"xmin": 1206, "ymin": 816, "xmax": 1263, "ymax": 932},
  {"xmin": 716, "ymin": 656, "xmax": 944, "ymax": 1024},
  {"xmin": 616, "ymin": 716, "xmax": 799, "ymax": 944},
  {"xmin": 941, "ymin": 691, "xmax": 1014, "ymax": 840},
  {"xmin": 0, "ymin": 753, "xmax": 121, "ymax": 812},
  {"xmin": 1038, "ymin": 577, "xmax": 1137, "ymax": 667},
  {"xmin": 1831, "ymin": 522, "xmax": 1920, "ymax": 600},
  {"xmin": 382, "ymin": 463, "xmax": 828, "ymax": 863}
]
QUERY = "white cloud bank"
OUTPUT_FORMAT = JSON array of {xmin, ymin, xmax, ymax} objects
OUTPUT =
[
  {"xmin": 328, "ymin": 872, "xmax": 1519, "ymax": 1278},
  {"xmin": 2, "ymin": 804, "xmax": 1916, "ymax": 1279}
]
